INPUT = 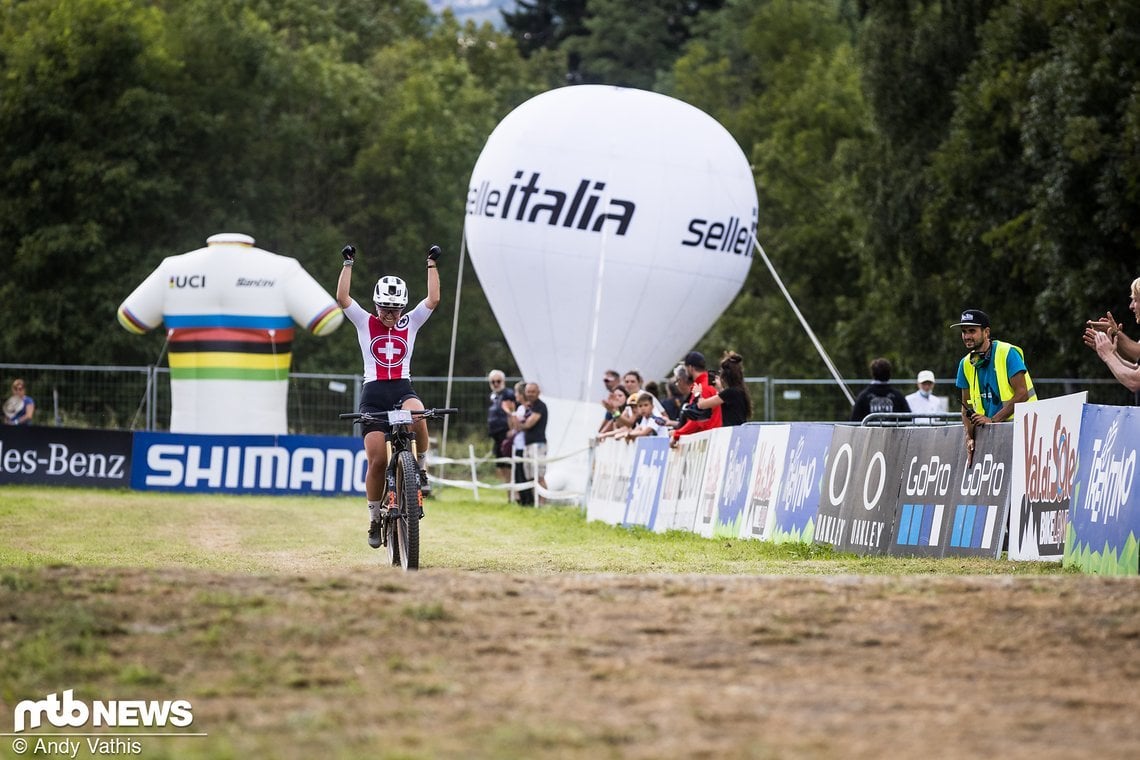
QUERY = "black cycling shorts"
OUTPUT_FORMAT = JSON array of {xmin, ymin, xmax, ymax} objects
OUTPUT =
[{"xmin": 359, "ymin": 379, "xmax": 419, "ymax": 437}]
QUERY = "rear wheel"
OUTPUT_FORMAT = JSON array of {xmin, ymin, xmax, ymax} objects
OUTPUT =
[{"xmin": 395, "ymin": 449, "xmax": 421, "ymax": 570}]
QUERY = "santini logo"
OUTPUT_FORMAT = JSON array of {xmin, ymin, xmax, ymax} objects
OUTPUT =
[
  {"xmin": 13, "ymin": 690, "xmax": 194, "ymax": 732},
  {"xmin": 467, "ymin": 171, "xmax": 635, "ymax": 235}
]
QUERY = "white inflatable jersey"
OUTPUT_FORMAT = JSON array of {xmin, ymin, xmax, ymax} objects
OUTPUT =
[{"xmin": 117, "ymin": 233, "xmax": 343, "ymax": 434}]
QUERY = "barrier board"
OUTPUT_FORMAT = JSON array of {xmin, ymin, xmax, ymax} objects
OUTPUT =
[
  {"xmin": 130, "ymin": 431, "xmax": 365, "ymax": 495},
  {"xmin": 0, "ymin": 426, "xmax": 133, "ymax": 489},
  {"xmin": 1010, "ymin": 393, "xmax": 1086, "ymax": 561},
  {"xmin": 623, "ymin": 437, "xmax": 670, "ymax": 528},
  {"xmin": 1065, "ymin": 404, "xmax": 1140, "ymax": 575},
  {"xmin": 769, "ymin": 423, "xmax": 833, "ymax": 544},
  {"xmin": 817, "ymin": 426, "xmax": 905, "ymax": 555}
]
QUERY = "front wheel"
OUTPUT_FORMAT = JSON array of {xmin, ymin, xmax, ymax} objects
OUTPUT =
[
  {"xmin": 394, "ymin": 449, "xmax": 421, "ymax": 570},
  {"xmin": 385, "ymin": 518, "xmax": 401, "ymax": 566}
]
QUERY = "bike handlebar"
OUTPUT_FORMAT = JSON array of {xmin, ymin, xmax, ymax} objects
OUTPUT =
[{"xmin": 340, "ymin": 408, "xmax": 459, "ymax": 421}]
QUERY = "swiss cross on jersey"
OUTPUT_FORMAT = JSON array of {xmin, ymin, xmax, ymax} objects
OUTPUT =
[
  {"xmin": 345, "ymin": 300, "xmax": 433, "ymax": 383},
  {"xmin": 368, "ymin": 315, "xmax": 414, "ymax": 380}
]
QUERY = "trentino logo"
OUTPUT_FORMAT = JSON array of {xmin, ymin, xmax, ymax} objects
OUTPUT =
[{"xmin": 467, "ymin": 170, "xmax": 635, "ymax": 236}]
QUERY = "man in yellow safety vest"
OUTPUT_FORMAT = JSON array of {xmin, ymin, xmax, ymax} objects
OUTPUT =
[{"xmin": 952, "ymin": 308, "xmax": 1036, "ymax": 464}]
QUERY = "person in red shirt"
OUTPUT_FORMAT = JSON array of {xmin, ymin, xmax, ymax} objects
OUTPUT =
[{"xmin": 671, "ymin": 351, "xmax": 722, "ymax": 446}]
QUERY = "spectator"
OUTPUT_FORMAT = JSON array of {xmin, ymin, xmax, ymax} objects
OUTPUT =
[
  {"xmin": 598, "ymin": 385, "xmax": 630, "ymax": 436},
  {"xmin": 612, "ymin": 392, "xmax": 670, "ymax": 441},
  {"xmin": 905, "ymin": 370, "xmax": 950, "ymax": 423},
  {"xmin": 693, "ymin": 351, "xmax": 753, "ymax": 426},
  {"xmin": 599, "ymin": 369, "xmax": 622, "ymax": 427},
  {"xmin": 952, "ymin": 308, "xmax": 1036, "ymax": 464},
  {"xmin": 518, "ymin": 382, "xmax": 548, "ymax": 505},
  {"xmin": 617, "ymin": 369, "xmax": 665, "ymax": 426},
  {"xmin": 1084, "ymin": 277, "xmax": 1140, "ymax": 392},
  {"xmin": 509, "ymin": 381, "xmax": 532, "ymax": 506},
  {"xmin": 486, "ymin": 369, "xmax": 516, "ymax": 481},
  {"xmin": 660, "ymin": 379, "xmax": 685, "ymax": 422},
  {"xmin": 672, "ymin": 351, "xmax": 722, "ymax": 445},
  {"xmin": 621, "ymin": 370, "xmax": 645, "ymax": 396},
  {"xmin": 3, "ymin": 378, "xmax": 35, "ymax": 425},
  {"xmin": 661, "ymin": 364, "xmax": 692, "ymax": 425},
  {"xmin": 850, "ymin": 358, "xmax": 910, "ymax": 422}
]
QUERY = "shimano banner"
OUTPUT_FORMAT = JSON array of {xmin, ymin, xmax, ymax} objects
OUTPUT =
[{"xmin": 130, "ymin": 432, "xmax": 366, "ymax": 495}]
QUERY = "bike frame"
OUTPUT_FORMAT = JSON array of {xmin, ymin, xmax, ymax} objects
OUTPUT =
[{"xmin": 340, "ymin": 407, "xmax": 457, "ymax": 570}]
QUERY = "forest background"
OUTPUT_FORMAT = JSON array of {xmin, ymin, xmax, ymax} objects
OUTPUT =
[{"xmin": 2, "ymin": 0, "xmax": 1137, "ymax": 389}]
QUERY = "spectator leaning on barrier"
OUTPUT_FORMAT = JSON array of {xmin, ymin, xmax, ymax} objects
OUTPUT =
[
  {"xmin": 953, "ymin": 308, "xmax": 1036, "ymax": 463},
  {"xmin": 616, "ymin": 369, "xmax": 666, "ymax": 426},
  {"xmin": 1084, "ymin": 276, "xmax": 1140, "ymax": 393},
  {"xmin": 615, "ymin": 392, "xmax": 671, "ymax": 441},
  {"xmin": 850, "ymin": 358, "xmax": 910, "ymax": 422},
  {"xmin": 671, "ymin": 351, "xmax": 722, "ymax": 446},
  {"xmin": 693, "ymin": 351, "xmax": 753, "ymax": 426},
  {"xmin": 599, "ymin": 369, "xmax": 622, "ymax": 429},
  {"xmin": 598, "ymin": 385, "xmax": 630, "ymax": 436}
]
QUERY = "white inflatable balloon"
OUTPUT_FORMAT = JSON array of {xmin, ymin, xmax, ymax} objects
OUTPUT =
[{"xmin": 465, "ymin": 85, "xmax": 757, "ymax": 403}]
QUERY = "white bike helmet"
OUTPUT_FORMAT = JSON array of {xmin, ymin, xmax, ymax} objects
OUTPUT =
[{"xmin": 373, "ymin": 276, "xmax": 408, "ymax": 309}]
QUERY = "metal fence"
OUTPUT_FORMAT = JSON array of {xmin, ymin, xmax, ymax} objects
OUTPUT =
[{"xmin": 2, "ymin": 364, "xmax": 1134, "ymax": 439}]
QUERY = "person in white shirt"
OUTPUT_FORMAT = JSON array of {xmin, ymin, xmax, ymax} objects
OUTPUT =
[{"xmin": 905, "ymin": 370, "xmax": 949, "ymax": 423}]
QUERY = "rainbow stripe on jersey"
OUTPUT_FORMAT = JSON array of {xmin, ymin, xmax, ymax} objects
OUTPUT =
[{"xmin": 165, "ymin": 314, "xmax": 296, "ymax": 381}]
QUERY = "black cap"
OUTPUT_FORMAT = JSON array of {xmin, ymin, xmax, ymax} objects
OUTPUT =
[
  {"xmin": 683, "ymin": 351, "xmax": 706, "ymax": 369},
  {"xmin": 951, "ymin": 309, "xmax": 990, "ymax": 329}
]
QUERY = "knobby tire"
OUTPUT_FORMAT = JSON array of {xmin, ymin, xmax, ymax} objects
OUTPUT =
[
  {"xmin": 395, "ymin": 449, "xmax": 420, "ymax": 570},
  {"xmin": 385, "ymin": 516, "xmax": 401, "ymax": 566}
]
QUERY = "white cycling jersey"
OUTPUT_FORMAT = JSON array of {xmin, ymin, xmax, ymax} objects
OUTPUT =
[{"xmin": 344, "ymin": 300, "xmax": 434, "ymax": 382}]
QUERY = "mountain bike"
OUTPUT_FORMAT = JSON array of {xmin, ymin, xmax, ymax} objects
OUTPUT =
[{"xmin": 340, "ymin": 407, "xmax": 458, "ymax": 570}]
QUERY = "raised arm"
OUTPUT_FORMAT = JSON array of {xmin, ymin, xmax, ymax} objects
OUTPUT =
[
  {"xmin": 425, "ymin": 245, "xmax": 442, "ymax": 310},
  {"xmin": 336, "ymin": 245, "xmax": 355, "ymax": 309}
]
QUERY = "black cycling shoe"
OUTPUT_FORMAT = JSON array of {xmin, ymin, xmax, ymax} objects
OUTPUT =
[
  {"xmin": 419, "ymin": 469, "xmax": 432, "ymax": 497},
  {"xmin": 367, "ymin": 520, "xmax": 383, "ymax": 549}
]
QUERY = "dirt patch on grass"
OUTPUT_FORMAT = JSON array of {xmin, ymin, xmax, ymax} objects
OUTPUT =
[{"xmin": 2, "ymin": 567, "xmax": 1139, "ymax": 758}]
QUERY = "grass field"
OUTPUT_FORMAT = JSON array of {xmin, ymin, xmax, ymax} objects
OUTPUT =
[{"xmin": 2, "ymin": 485, "xmax": 1136, "ymax": 759}]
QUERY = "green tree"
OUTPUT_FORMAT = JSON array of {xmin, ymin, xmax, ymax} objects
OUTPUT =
[
  {"xmin": 924, "ymin": 0, "xmax": 1140, "ymax": 377},
  {"xmin": 0, "ymin": 0, "xmax": 185, "ymax": 365},
  {"xmin": 850, "ymin": 0, "xmax": 1000, "ymax": 377},
  {"xmin": 672, "ymin": 0, "xmax": 871, "ymax": 379},
  {"xmin": 502, "ymin": 0, "xmax": 588, "ymax": 58}
]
